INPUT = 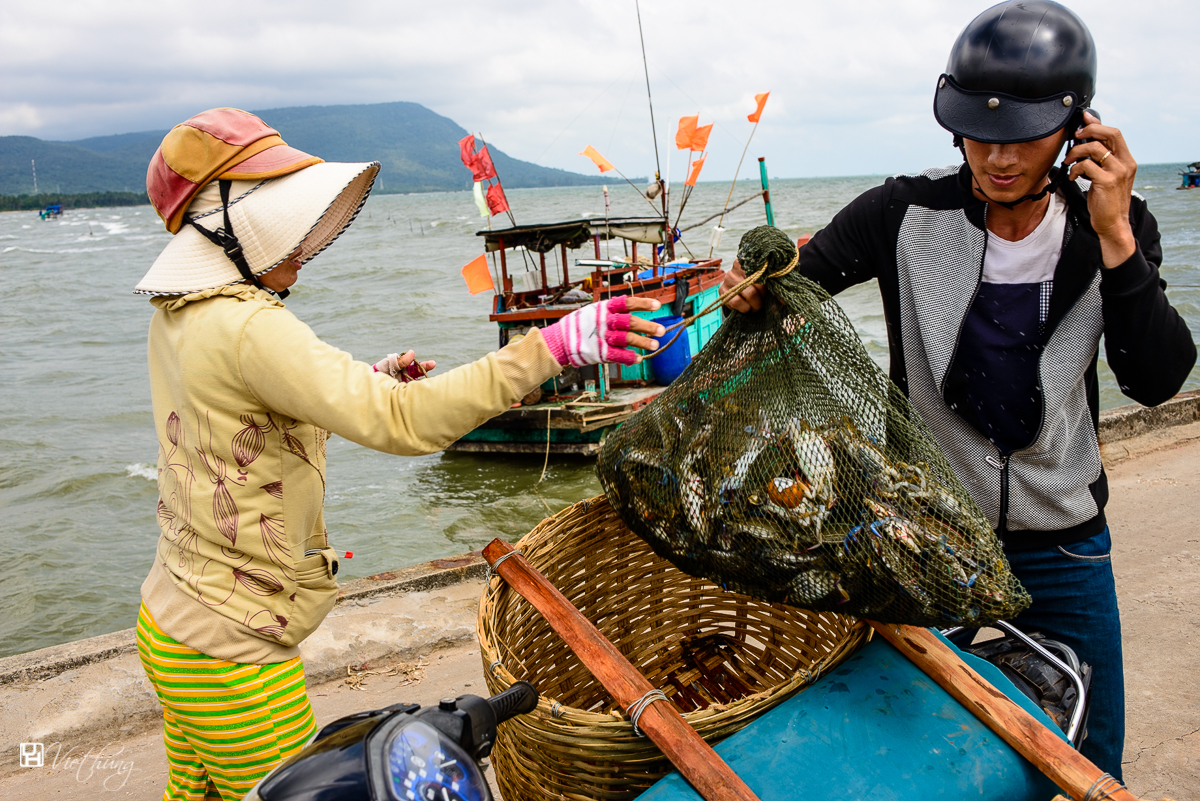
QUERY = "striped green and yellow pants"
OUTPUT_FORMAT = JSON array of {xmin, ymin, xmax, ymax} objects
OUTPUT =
[{"xmin": 136, "ymin": 604, "xmax": 318, "ymax": 801}]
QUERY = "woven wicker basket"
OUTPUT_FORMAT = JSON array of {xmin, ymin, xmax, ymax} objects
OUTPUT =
[{"xmin": 477, "ymin": 494, "xmax": 869, "ymax": 800}]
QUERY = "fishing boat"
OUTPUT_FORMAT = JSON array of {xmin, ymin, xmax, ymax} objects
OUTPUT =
[
  {"xmin": 447, "ymin": 0, "xmax": 774, "ymax": 456},
  {"xmin": 1178, "ymin": 162, "xmax": 1200, "ymax": 189},
  {"xmin": 38, "ymin": 204, "xmax": 63, "ymax": 220},
  {"xmin": 446, "ymin": 216, "xmax": 727, "ymax": 455}
]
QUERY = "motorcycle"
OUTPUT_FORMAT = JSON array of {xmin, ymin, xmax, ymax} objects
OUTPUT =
[
  {"xmin": 943, "ymin": 620, "xmax": 1092, "ymax": 748},
  {"xmin": 243, "ymin": 621, "xmax": 1089, "ymax": 800},
  {"xmin": 243, "ymin": 680, "xmax": 538, "ymax": 801}
]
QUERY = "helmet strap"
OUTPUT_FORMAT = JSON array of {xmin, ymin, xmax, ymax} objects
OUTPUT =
[
  {"xmin": 184, "ymin": 180, "xmax": 290, "ymax": 300},
  {"xmin": 956, "ymin": 134, "xmax": 1068, "ymax": 211}
]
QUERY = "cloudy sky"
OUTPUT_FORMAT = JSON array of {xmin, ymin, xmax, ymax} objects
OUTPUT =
[{"xmin": 1, "ymin": 0, "xmax": 1195, "ymax": 180}]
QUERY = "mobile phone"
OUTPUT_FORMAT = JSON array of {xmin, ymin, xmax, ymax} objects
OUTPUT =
[{"xmin": 1070, "ymin": 107, "xmax": 1101, "ymax": 152}]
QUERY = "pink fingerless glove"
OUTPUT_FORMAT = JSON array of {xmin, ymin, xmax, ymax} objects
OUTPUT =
[
  {"xmin": 373, "ymin": 354, "xmax": 426, "ymax": 382},
  {"xmin": 541, "ymin": 296, "xmax": 641, "ymax": 367}
]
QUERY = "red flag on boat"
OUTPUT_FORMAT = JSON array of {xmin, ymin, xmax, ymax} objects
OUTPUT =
[
  {"xmin": 684, "ymin": 156, "xmax": 706, "ymax": 187},
  {"xmin": 459, "ymin": 134, "xmax": 477, "ymax": 169},
  {"xmin": 690, "ymin": 123, "xmax": 712, "ymax": 152},
  {"xmin": 486, "ymin": 182, "xmax": 509, "ymax": 216},
  {"xmin": 458, "ymin": 134, "xmax": 497, "ymax": 182},
  {"xmin": 461, "ymin": 253, "xmax": 494, "ymax": 294},
  {"xmin": 747, "ymin": 92, "xmax": 770, "ymax": 123},
  {"xmin": 675, "ymin": 115, "xmax": 698, "ymax": 150},
  {"xmin": 473, "ymin": 145, "xmax": 497, "ymax": 182},
  {"xmin": 579, "ymin": 145, "xmax": 615, "ymax": 173}
]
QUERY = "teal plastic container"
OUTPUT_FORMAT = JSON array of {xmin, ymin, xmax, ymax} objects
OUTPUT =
[{"xmin": 637, "ymin": 634, "xmax": 1066, "ymax": 800}]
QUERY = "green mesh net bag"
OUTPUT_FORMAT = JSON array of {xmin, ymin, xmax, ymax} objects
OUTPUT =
[{"xmin": 597, "ymin": 226, "xmax": 1030, "ymax": 627}]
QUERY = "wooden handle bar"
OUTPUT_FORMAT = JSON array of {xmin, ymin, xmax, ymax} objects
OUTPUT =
[
  {"xmin": 483, "ymin": 539, "xmax": 760, "ymax": 801},
  {"xmin": 870, "ymin": 622, "xmax": 1144, "ymax": 801}
]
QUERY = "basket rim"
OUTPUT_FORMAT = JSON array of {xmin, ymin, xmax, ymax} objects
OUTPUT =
[{"xmin": 476, "ymin": 494, "xmax": 871, "ymax": 729}]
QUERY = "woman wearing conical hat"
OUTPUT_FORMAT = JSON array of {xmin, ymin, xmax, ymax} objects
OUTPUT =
[{"xmin": 134, "ymin": 107, "xmax": 665, "ymax": 800}]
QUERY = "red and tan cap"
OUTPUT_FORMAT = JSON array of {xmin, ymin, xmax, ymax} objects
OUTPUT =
[{"xmin": 147, "ymin": 108, "xmax": 324, "ymax": 233}]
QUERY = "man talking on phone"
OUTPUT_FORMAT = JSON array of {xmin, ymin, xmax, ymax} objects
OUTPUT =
[{"xmin": 723, "ymin": 0, "xmax": 1194, "ymax": 781}]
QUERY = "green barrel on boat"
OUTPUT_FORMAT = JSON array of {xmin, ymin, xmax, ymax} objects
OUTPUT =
[{"xmin": 637, "ymin": 634, "xmax": 1065, "ymax": 800}]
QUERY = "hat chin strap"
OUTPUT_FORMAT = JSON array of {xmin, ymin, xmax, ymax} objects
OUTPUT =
[
  {"xmin": 954, "ymin": 135, "xmax": 1068, "ymax": 211},
  {"xmin": 184, "ymin": 180, "xmax": 290, "ymax": 300}
]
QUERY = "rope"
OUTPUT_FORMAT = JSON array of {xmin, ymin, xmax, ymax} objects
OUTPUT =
[
  {"xmin": 642, "ymin": 247, "xmax": 798, "ymax": 360},
  {"xmin": 536, "ymin": 407, "xmax": 552, "ymax": 484},
  {"xmin": 486, "ymin": 549, "xmax": 523, "ymax": 583},
  {"xmin": 1082, "ymin": 773, "xmax": 1125, "ymax": 801},
  {"xmin": 625, "ymin": 689, "xmax": 670, "ymax": 737},
  {"xmin": 679, "ymin": 192, "xmax": 762, "ymax": 233}
]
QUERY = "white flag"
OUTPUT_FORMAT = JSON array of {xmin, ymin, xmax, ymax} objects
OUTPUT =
[{"xmin": 473, "ymin": 182, "xmax": 489, "ymax": 218}]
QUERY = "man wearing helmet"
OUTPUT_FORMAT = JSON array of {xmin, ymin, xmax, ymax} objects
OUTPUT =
[{"xmin": 724, "ymin": 0, "xmax": 1195, "ymax": 780}]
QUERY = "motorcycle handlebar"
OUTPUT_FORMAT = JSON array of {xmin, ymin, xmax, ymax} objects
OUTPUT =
[{"xmin": 488, "ymin": 681, "xmax": 538, "ymax": 725}]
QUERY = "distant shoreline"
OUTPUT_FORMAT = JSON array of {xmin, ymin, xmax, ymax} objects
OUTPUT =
[{"xmin": 0, "ymin": 191, "xmax": 148, "ymax": 212}]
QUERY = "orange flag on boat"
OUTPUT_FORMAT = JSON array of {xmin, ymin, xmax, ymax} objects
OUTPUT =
[
  {"xmin": 684, "ymin": 156, "xmax": 706, "ymax": 187},
  {"xmin": 460, "ymin": 253, "xmax": 494, "ymax": 294},
  {"xmin": 747, "ymin": 92, "xmax": 770, "ymax": 123},
  {"xmin": 690, "ymin": 123, "xmax": 712, "ymax": 152},
  {"xmin": 579, "ymin": 145, "xmax": 615, "ymax": 173},
  {"xmin": 675, "ymin": 115, "xmax": 698, "ymax": 150}
]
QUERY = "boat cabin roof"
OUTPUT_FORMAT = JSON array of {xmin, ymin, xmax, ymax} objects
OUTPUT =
[{"xmin": 477, "ymin": 217, "xmax": 665, "ymax": 253}]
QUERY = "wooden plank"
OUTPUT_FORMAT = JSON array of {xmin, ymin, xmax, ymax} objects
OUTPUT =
[
  {"xmin": 870, "ymin": 623, "xmax": 1146, "ymax": 801},
  {"xmin": 489, "ymin": 266, "xmax": 725, "ymax": 322},
  {"xmin": 579, "ymin": 415, "xmax": 634, "ymax": 434},
  {"xmin": 444, "ymin": 440, "xmax": 601, "ymax": 455},
  {"xmin": 471, "ymin": 416, "xmax": 590, "ymax": 431},
  {"xmin": 483, "ymin": 539, "xmax": 760, "ymax": 801}
]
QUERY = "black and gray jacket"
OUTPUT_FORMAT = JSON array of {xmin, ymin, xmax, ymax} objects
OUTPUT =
[{"xmin": 798, "ymin": 163, "xmax": 1196, "ymax": 549}]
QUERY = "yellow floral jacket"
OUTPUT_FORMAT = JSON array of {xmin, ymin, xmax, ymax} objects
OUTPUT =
[{"xmin": 142, "ymin": 286, "xmax": 560, "ymax": 663}]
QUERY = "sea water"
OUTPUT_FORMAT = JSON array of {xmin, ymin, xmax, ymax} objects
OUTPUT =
[{"xmin": 2, "ymin": 164, "xmax": 1197, "ymax": 657}]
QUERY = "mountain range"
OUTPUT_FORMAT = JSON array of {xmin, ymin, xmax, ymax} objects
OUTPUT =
[{"xmin": 0, "ymin": 102, "xmax": 606, "ymax": 195}]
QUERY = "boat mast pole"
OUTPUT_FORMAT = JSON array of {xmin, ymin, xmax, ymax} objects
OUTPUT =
[
  {"xmin": 708, "ymin": 119, "xmax": 761, "ymax": 258},
  {"xmin": 475, "ymin": 133, "xmax": 518, "ymax": 228},
  {"xmin": 635, "ymin": 0, "xmax": 673, "ymax": 259}
]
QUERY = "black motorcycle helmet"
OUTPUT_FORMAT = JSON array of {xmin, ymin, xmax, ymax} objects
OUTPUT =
[{"xmin": 934, "ymin": 0, "xmax": 1097, "ymax": 145}]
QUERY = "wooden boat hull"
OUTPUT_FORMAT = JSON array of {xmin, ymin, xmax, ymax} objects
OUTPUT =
[{"xmin": 451, "ymin": 279, "xmax": 725, "ymax": 456}]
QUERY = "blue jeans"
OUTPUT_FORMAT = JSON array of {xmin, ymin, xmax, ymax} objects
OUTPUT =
[{"xmin": 1003, "ymin": 528, "xmax": 1125, "ymax": 781}]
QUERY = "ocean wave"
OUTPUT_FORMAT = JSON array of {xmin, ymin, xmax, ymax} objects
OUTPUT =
[
  {"xmin": 3, "ymin": 245, "xmax": 123, "ymax": 254},
  {"xmin": 125, "ymin": 463, "xmax": 157, "ymax": 481}
]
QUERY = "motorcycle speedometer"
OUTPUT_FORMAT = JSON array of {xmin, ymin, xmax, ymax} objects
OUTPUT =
[{"xmin": 386, "ymin": 720, "xmax": 488, "ymax": 801}]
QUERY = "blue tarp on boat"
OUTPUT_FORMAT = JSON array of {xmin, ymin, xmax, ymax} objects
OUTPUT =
[{"xmin": 638, "ymin": 633, "xmax": 1066, "ymax": 800}]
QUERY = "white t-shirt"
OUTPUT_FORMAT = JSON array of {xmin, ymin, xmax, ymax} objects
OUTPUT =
[{"xmin": 983, "ymin": 192, "xmax": 1067, "ymax": 285}]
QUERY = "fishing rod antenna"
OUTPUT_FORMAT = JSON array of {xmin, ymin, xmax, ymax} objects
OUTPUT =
[{"xmin": 636, "ymin": 0, "xmax": 671, "ymax": 258}]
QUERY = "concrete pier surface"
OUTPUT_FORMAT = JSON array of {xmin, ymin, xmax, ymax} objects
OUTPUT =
[{"xmin": 1, "ymin": 397, "xmax": 1197, "ymax": 800}]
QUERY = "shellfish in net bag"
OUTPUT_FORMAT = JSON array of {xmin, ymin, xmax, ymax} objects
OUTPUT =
[{"xmin": 597, "ymin": 226, "xmax": 1030, "ymax": 626}]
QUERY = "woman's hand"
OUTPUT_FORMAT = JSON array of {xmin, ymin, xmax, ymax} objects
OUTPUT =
[
  {"xmin": 374, "ymin": 350, "xmax": 437, "ymax": 382},
  {"xmin": 541, "ymin": 296, "xmax": 666, "ymax": 366},
  {"xmin": 721, "ymin": 258, "xmax": 770, "ymax": 313},
  {"xmin": 1066, "ymin": 112, "xmax": 1138, "ymax": 268}
]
